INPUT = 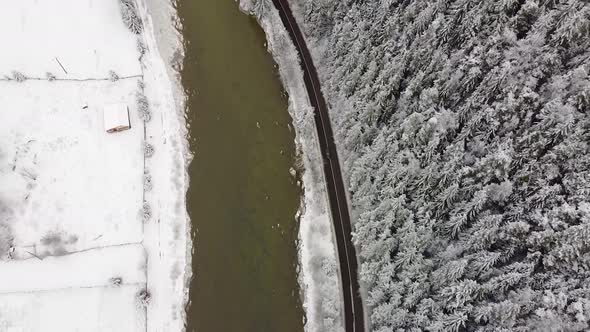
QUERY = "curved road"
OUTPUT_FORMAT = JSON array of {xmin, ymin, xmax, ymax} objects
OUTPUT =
[{"xmin": 269, "ymin": 1, "xmax": 365, "ymax": 331}]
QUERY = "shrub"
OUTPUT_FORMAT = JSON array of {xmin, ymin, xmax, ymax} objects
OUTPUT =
[
  {"xmin": 144, "ymin": 142, "xmax": 155, "ymax": 158},
  {"xmin": 142, "ymin": 202, "xmax": 151, "ymax": 222},
  {"xmin": 137, "ymin": 39, "xmax": 147, "ymax": 57},
  {"xmin": 109, "ymin": 277, "xmax": 123, "ymax": 287},
  {"xmin": 12, "ymin": 71, "xmax": 26, "ymax": 82},
  {"xmin": 136, "ymin": 91, "xmax": 151, "ymax": 122},
  {"xmin": 40, "ymin": 231, "xmax": 63, "ymax": 246},
  {"xmin": 0, "ymin": 223, "xmax": 13, "ymax": 259},
  {"xmin": 108, "ymin": 70, "xmax": 120, "ymax": 82},
  {"xmin": 136, "ymin": 289, "xmax": 151, "ymax": 307},
  {"xmin": 143, "ymin": 172, "xmax": 153, "ymax": 192}
]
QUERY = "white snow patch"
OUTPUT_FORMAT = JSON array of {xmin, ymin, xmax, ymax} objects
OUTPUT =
[
  {"xmin": 0, "ymin": 285, "xmax": 146, "ymax": 332},
  {"xmin": 0, "ymin": 0, "xmax": 140, "ymax": 78},
  {"xmin": 0, "ymin": 244, "xmax": 145, "ymax": 293},
  {"xmin": 0, "ymin": 0, "xmax": 189, "ymax": 331}
]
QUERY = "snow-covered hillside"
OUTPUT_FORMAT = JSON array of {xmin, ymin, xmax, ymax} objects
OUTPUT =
[
  {"xmin": 0, "ymin": 0, "xmax": 188, "ymax": 330},
  {"xmin": 289, "ymin": 0, "xmax": 590, "ymax": 330}
]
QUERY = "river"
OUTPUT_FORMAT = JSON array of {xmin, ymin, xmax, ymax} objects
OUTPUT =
[{"xmin": 178, "ymin": 0, "xmax": 305, "ymax": 331}]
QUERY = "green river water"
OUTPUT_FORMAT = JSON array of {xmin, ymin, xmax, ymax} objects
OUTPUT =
[{"xmin": 178, "ymin": 0, "xmax": 305, "ymax": 331}]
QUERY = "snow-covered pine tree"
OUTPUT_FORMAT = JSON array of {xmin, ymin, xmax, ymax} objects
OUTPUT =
[
  {"xmin": 294, "ymin": 0, "xmax": 590, "ymax": 330},
  {"xmin": 119, "ymin": 0, "xmax": 143, "ymax": 34}
]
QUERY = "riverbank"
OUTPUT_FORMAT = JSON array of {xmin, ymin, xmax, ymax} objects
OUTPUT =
[
  {"xmin": 136, "ymin": 0, "xmax": 190, "ymax": 330},
  {"xmin": 239, "ymin": 1, "xmax": 344, "ymax": 331},
  {"xmin": 0, "ymin": 0, "xmax": 189, "ymax": 330}
]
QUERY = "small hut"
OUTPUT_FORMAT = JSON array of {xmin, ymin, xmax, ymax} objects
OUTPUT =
[{"xmin": 103, "ymin": 104, "xmax": 131, "ymax": 133}]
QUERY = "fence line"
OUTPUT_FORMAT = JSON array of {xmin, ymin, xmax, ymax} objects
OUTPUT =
[
  {"xmin": 0, "ymin": 281, "xmax": 146, "ymax": 296},
  {"xmin": 0, "ymin": 74, "xmax": 143, "ymax": 83}
]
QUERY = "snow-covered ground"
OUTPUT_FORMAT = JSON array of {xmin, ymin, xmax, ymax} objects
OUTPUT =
[
  {"xmin": 0, "ymin": 80, "xmax": 144, "ymax": 257},
  {"xmin": 239, "ymin": 1, "xmax": 344, "ymax": 331},
  {"xmin": 0, "ymin": 0, "xmax": 188, "ymax": 331},
  {"xmin": 0, "ymin": 286, "xmax": 146, "ymax": 332}
]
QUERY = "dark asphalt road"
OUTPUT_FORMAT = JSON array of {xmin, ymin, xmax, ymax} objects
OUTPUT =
[{"xmin": 269, "ymin": 1, "xmax": 366, "ymax": 331}]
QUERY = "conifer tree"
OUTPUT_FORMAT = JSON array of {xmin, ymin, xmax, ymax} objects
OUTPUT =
[{"xmin": 296, "ymin": 0, "xmax": 590, "ymax": 329}]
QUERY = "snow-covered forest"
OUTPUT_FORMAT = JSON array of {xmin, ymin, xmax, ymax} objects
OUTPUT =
[{"xmin": 293, "ymin": 0, "xmax": 590, "ymax": 330}]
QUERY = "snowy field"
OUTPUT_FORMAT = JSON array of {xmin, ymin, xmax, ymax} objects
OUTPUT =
[
  {"xmin": 0, "ymin": 0, "xmax": 188, "ymax": 331},
  {"xmin": 0, "ymin": 245, "xmax": 146, "ymax": 331},
  {"xmin": 0, "ymin": 285, "xmax": 146, "ymax": 332},
  {"xmin": 0, "ymin": 0, "xmax": 140, "ymax": 78},
  {"xmin": 0, "ymin": 80, "xmax": 144, "ymax": 257}
]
